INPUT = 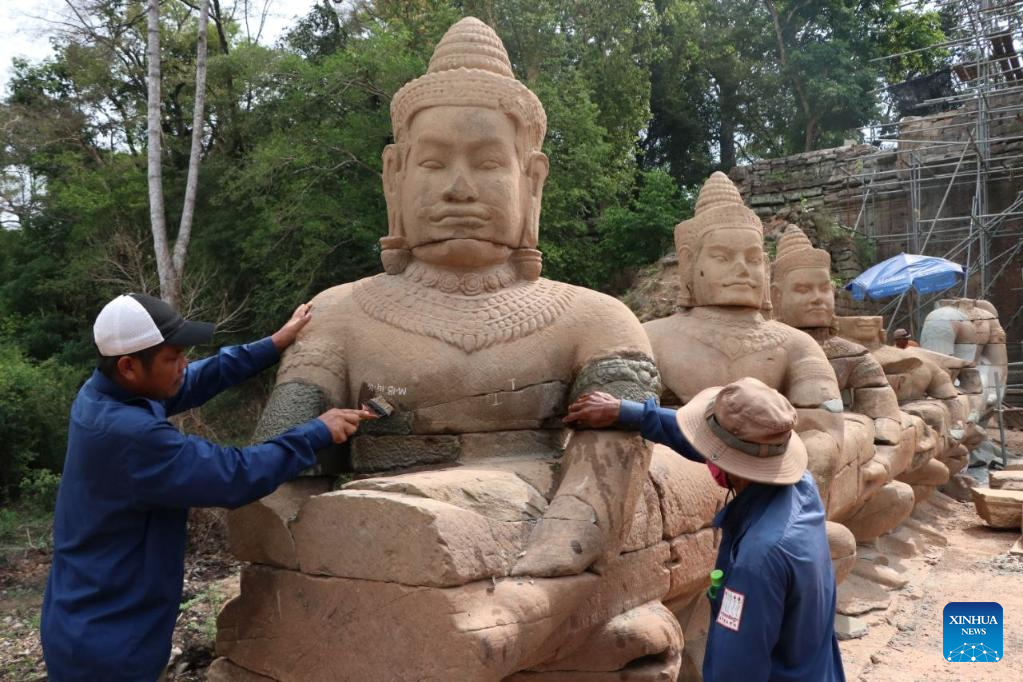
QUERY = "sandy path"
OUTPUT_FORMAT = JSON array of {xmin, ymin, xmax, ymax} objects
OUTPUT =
[{"xmin": 839, "ymin": 497, "xmax": 1023, "ymax": 681}]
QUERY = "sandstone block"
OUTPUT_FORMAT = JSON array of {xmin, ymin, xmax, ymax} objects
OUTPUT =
[
  {"xmin": 835, "ymin": 614, "xmax": 868, "ymax": 640},
  {"xmin": 343, "ymin": 468, "xmax": 547, "ymax": 522},
  {"xmin": 648, "ymin": 445, "xmax": 725, "ymax": 537},
  {"xmin": 851, "ymin": 558, "xmax": 908, "ymax": 589},
  {"xmin": 227, "ymin": 478, "xmax": 331, "ymax": 568},
  {"xmin": 827, "ymin": 521, "xmax": 857, "ymax": 585},
  {"xmin": 971, "ymin": 488, "xmax": 1023, "ymax": 529},
  {"xmin": 852, "ymin": 386, "xmax": 900, "ymax": 419},
  {"xmin": 842, "ymin": 481, "xmax": 914, "ymax": 542},
  {"xmin": 414, "ymin": 381, "xmax": 565, "ymax": 433},
  {"xmin": 876, "ymin": 526, "xmax": 921, "ymax": 557},
  {"xmin": 836, "ymin": 574, "xmax": 892, "ymax": 616},
  {"xmin": 843, "ymin": 413, "xmax": 875, "ymax": 465},
  {"xmin": 665, "ymin": 527, "xmax": 719, "ymax": 601},
  {"xmin": 873, "ymin": 417, "xmax": 902, "ymax": 446},
  {"xmin": 217, "ymin": 565, "xmax": 597, "ymax": 682},
  {"xmin": 459, "ymin": 429, "xmax": 568, "ymax": 460},
  {"xmin": 292, "ymin": 488, "xmax": 535, "ymax": 586},
  {"xmin": 898, "ymin": 457, "xmax": 949, "ymax": 487},
  {"xmin": 990, "ymin": 471, "xmax": 1023, "ymax": 491},
  {"xmin": 350, "ymin": 434, "xmax": 460, "ymax": 472},
  {"xmin": 622, "ymin": 478, "xmax": 664, "ymax": 553}
]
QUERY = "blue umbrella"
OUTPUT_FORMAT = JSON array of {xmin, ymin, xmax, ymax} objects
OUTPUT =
[{"xmin": 845, "ymin": 253, "xmax": 964, "ymax": 301}]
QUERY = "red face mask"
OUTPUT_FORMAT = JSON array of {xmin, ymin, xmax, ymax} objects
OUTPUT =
[{"xmin": 707, "ymin": 461, "xmax": 730, "ymax": 489}]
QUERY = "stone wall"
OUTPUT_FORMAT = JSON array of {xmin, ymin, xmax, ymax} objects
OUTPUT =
[{"xmin": 728, "ymin": 92, "xmax": 1023, "ymax": 373}]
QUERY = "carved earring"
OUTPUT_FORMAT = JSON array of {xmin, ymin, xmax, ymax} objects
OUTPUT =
[
  {"xmin": 380, "ymin": 236, "xmax": 410, "ymax": 275},
  {"xmin": 511, "ymin": 248, "xmax": 542, "ymax": 281}
]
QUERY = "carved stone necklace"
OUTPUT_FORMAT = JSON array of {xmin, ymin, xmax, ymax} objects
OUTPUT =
[
  {"xmin": 682, "ymin": 306, "xmax": 792, "ymax": 360},
  {"xmin": 353, "ymin": 261, "xmax": 576, "ymax": 353}
]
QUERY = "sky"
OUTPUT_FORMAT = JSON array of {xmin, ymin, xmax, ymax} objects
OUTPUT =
[{"xmin": 0, "ymin": 0, "xmax": 319, "ymax": 93}]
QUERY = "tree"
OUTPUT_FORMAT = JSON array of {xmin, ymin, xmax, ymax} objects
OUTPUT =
[{"xmin": 147, "ymin": 0, "xmax": 211, "ymax": 309}]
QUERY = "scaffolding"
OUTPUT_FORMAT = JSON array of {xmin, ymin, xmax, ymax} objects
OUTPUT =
[{"xmin": 847, "ymin": 0, "xmax": 1023, "ymax": 341}]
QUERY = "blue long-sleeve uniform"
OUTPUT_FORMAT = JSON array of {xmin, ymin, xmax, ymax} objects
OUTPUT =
[
  {"xmin": 41, "ymin": 338, "xmax": 332, "ymax": 682},
  {"xmin": 619, "ymin": 398, "xmax": 845, "ymax": 682}
]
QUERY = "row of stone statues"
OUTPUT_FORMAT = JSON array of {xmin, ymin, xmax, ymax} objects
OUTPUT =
[{"xmin": 208, "ymin": 17, "xmax": 1006, "ymax": 682}]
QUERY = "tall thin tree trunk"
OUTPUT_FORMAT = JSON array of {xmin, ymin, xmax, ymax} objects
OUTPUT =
[
  {"xmin": 147, "ymin": 0, "xmax": 175, "ymax": 306},
  {"xmin": 173, "ymin": 0, "xmax": 210, "ymax": 284},
  {"xmin": 719, "ymin": 83, "xmax": 737, "ymax": 171}
]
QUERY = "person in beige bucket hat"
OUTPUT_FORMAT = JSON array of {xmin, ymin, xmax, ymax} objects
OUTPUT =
[{"xmin": 566, "ymin": 377, "xmax": 845, "ymax": 681}]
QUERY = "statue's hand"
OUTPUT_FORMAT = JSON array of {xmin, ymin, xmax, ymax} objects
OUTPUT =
[{"xmin": 510, "ymin": 496, "xmax": 604, "ymax": 578}]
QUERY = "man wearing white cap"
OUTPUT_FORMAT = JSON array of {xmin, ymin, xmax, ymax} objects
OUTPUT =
[
  {"xmin": 41, "ymin": 293, "xmax": 375, "ymax": 682},
  {"xmin": 566, "ymin": 377, "xmax": 845, "ymax": 681}
]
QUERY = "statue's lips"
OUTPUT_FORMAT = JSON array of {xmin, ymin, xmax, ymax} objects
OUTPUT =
[
  {"xmin": 722, "ymin": 281, "xmax": 756, "ymax": 289},
  {"xmin": 430, "ymin": 210, "xmax": 491, "ymax": 228}
]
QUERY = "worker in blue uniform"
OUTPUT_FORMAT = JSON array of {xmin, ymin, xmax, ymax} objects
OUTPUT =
[
  {"xmin": 565, "ymin": 376, "xmax": 845, "ymax": 682},
  {"xmin": 41, "ymin": 293, "xmax": 376, "ymax": 682}
]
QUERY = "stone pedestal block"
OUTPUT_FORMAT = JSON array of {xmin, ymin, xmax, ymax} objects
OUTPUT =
[{"xmin": 972, "ymin": 488, "xmax": 1023, "ymax": 528}]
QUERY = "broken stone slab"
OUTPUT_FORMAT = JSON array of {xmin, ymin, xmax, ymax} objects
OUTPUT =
[
  {"xmin": 459, "ymin": 429, "xmax": 568, "ymax": 460},
  {"xmin": 990, "ymin": 471, "xmax": 1023, "ymax": 491},
  {"xmin": 462, "ymin": 455, "xmax": 560, "ymax": 500},
  {"xmin": 835, "ymin": 614, "xmax": 869, "ymax": 641},
  {"xmin": 292, "ymin": 486, "xmax": 535, "ymax": 586},
  {"xmin": 971, "ymin": 487, "xmax": 1023, "ymax": 529},
  {"xmin": 207, "ymin": 658, "xmax": 276, "ymax": 682},
  {"xmin": 217, "ymin": 565, "xmax": 598, "ymax": 682},
  {"xmin": 343, "ymin": 468, "xmax": 548, "ymax": 522},
  {"xmin": 836, "ymin": 574, "xmax": 893, "ymax": 616},
  {"xmin": 647, "ymin": 445, "xmax": 726, "ymax": 537},
  {"xmin": 1004, "ymin": 460, "xmax": 1023, "ymax": 472},
  {"xmin": 1010, "ymin": 537, "xmax": 1023, "ymax": 557},
  {"xmin": 227, "ymin": 478, "xmax": 332, "ymax": 568}
]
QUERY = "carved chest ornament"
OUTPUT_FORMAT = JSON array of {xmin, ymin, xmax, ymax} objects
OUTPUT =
[
  {"xmin": 354, "ymin": 266, "xmax": 576, "ymax": 353},
  {"xmin": 684, "ymin": 309, "xmax": 791, "ymax": 360}
]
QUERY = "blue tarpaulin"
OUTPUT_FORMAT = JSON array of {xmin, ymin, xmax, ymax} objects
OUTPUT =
[{"xmin": 845, "ymin": 253, "xmax": 964, "ymax": 301}]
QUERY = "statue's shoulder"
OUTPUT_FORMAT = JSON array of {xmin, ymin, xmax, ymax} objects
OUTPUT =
[
  {"xmin": 309, "ymin": 280, "xmax": 364, "ymax": 310},
  {"xmin": 822, "ymin": 334, "xmax": 868, "ymax": 360},
  {"xmin": 550, "ymin": 280, "xmax": 644, "ymax": 327}
]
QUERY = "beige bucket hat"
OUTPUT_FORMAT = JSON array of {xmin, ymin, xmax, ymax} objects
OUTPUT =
[{"xmin": 676, "ymin": 377, "xmax": 807, "ymax": 485}]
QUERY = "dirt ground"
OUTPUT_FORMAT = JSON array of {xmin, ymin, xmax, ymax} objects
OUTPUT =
[{"xmin": 838, "ymin": 496, "xmax": 1023, "ymax": 681}]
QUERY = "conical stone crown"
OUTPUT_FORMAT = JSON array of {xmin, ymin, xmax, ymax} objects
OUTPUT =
[
  {"xmin": 772, "ymin": 224, "xmax": 830, "ymax": 283},
  {"xmin": 694, "ymin": 171, "xmax": 745, "ymax": 216},
  {"xmin": 428, "ymin": 17, "xmax": 514, "ymax": 77}
]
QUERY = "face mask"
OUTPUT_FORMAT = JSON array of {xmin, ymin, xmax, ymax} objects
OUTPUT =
[{"xmin": 706, "ymin": 461, "xmax": 730, "ymax": 489}]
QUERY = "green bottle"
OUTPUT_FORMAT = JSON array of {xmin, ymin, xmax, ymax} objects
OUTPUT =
[{"xmin": 707, "ymin": 569, "xmax": 724, "ymax": 600}]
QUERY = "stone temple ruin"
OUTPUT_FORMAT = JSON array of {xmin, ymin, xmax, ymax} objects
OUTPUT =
[{"xmin": 208, "ymin": 16, "xmax": 1018, "ymax": 682}]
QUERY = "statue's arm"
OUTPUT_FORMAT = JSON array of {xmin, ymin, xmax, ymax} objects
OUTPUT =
[{"xmin": 512, "ymin": 296, "xmax": 658, "ymax": 578}]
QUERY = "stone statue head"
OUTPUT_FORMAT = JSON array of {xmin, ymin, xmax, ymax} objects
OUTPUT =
[
  {"xmin": 381, "ymin": 17, "xmax": 550, "ymax": 278},
  {"xmin": 770, "ymin": 224, "xmax": 833, "ymax": 329},
  {"xmin": 674, "ymin": 172, "xmax": 771, "ymax": 310},
  {"xmin": 835, "ymin": 315, "xmax": 886, "ymax": 349}
]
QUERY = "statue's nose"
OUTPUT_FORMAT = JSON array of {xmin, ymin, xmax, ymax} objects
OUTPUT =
[{"xmin": 443, "ymin": 172, "xmax": 478, "ymax": 202}]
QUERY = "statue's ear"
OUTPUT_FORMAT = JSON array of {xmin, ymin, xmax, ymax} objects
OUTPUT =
[
  {"xmin": 382, "ymin": 144, "xmax": 403, "ymax": 236},
  {"xmin": 526, "ymin": 151, "xmax": 549, "ymax": 199},
  {"xmin": 770, "ymin": 281, "xmax": 782, "ymax": 312},
  {"xmin": 676, "ymin": 245, "xmax": 695, "ymax": 306}
]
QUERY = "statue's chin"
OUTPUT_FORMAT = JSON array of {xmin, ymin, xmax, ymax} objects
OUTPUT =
[{"xmin": 412, "ymin": 239, "xmax": 514, "ymax": 269}]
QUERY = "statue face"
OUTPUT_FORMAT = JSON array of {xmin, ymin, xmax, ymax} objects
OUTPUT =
[
  {"xmin": 774, "ymin": 267, "xmax": 834, "ymax": 328},
  {"xmin": 689, "ymin": 228, "xmax": 765, "ymax": 307},
  {"xmin": 837, "ymin": 316, "xmax": 884, "ymax": 347},
  {"xmin": 387, "ymin": 106, "xmax": 546, "ymax": 268}
]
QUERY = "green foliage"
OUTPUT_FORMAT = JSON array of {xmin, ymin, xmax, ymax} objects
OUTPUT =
[
  {"xmin": 18, "ymin": 470, "xmax": 62, "ymax": 514},
  {"xmin": 0, "ymin": 346, "xmax": 81, "ymax": 502}
]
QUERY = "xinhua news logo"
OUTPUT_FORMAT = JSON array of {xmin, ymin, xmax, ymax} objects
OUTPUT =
[{"xmin": 943, "ymin": 602, "xmax": 1003, "ymax": 663}]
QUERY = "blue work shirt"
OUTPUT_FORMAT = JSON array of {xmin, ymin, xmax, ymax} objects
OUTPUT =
[
  {"xmin": 620, "ymin": 398, "xmax": 845, "ymax": 682},
  {"xmin": 41, "ymin": 338, "xmax": 332, "ymax": 682}
]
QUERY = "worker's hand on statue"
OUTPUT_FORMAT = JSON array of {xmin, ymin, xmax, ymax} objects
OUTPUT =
[
  {"xmin": 317, "ymin": 406, "xmax": 378, "ymax": 444},
  {"xmin": 271, "ymin": 303, "xmax": 314, "ymax": 351},
  {"xmin": 563, "ymin": 391, "xmax": 621, "ymax": 428}
]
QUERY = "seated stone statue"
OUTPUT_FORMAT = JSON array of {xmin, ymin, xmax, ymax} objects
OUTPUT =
[
  {"xmin": 770, "ymin": 225, "xmax": 916, "ymax": 542},
  {"xmin": 639, "ymin": 173, "xmax": 857, "ymax": 672},
  {"xmin": 211, "ymin": 18, "xmax": 685, "ymax": 682},
  {"xmin": 834, "ymin": 315, "xmax": 977, "ymax": 489},
  {"xmin": 921, "ymin": 298, "xmax": 1008, "ymax": 420}
]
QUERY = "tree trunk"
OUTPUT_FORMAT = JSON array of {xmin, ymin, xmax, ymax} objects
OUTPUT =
[
  {"xmin": 147, "ymin": 0, "xmax": 177, "ymax": 307},
  {"xmin": 172, "ymin": 0, "xmax": 210, "ymax": 284},
  {"xmin": 719, "ymin": 83, "xmax": 737, "ymax": 171}
]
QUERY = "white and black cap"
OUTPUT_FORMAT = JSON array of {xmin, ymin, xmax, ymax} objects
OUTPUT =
[{"xmin": 94, "ymin": 293, "xmax": 215, "ymax": 357}]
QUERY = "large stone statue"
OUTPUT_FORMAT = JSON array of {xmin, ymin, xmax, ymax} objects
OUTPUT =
[
  {"xmin": 770, "ymin": 225, "xmax": 916, "ymax": 542},
  {"xmin": 834, "ymin": 315, "xmax": 979, "ymax": 489},
  {"xmin": 212, "ymin": 18, "xmax": 685, "ymax": 681},
  {"xmin": 921, "ymin": 298, "xmax": 1008, "ymax": 419},
  {"xmin": 640, "ymin": 173, "xmax": 856, "ymax": 672}
]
